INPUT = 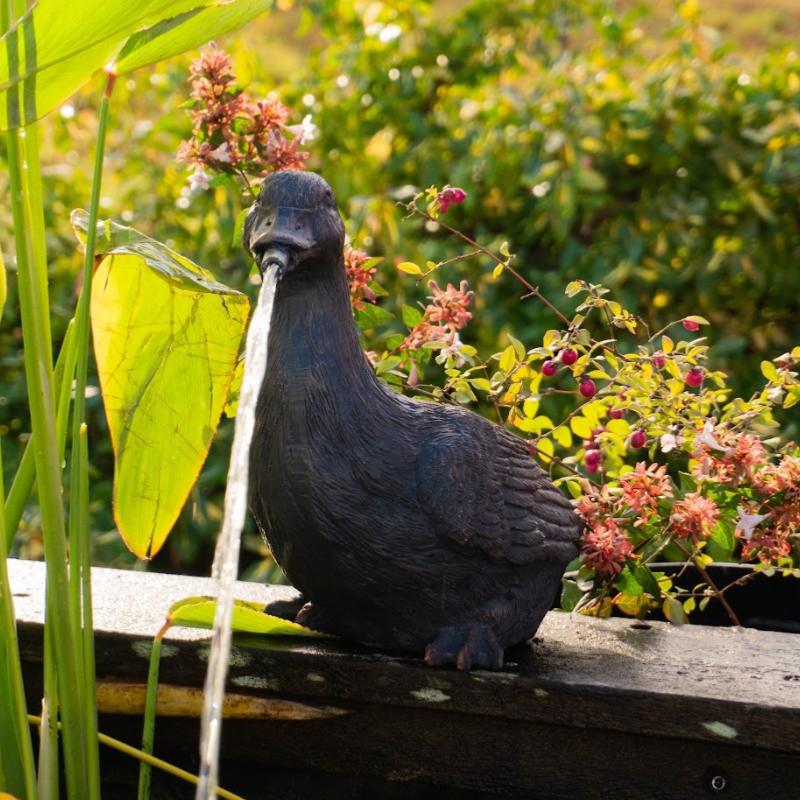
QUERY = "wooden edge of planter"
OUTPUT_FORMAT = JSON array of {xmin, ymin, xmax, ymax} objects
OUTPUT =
[{"xmin": 9, "ymin": 557, "xmax": 800, "ymax": 758}]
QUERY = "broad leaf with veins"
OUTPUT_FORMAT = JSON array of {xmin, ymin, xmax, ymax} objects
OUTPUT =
[{"xmin": 73, "ymin": 210, "xmax": 249, "ymax": 558}]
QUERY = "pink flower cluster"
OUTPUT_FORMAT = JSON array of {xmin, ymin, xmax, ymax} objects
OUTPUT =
[
  {"xmin": 401, "ymin": 280, "xmax": 474, "ymax": 350},
  {"xmin": 344, "ymin": 245, "xmax": 377, "ymax": 311},
  {"xmin": 576, "ymin": 485, "xmax": 633, "ymax": 575},
  {"xmin": 178, "ymin": 46, "xmax": 310, "ymax": 186},
  {"xmin": 691, "ymin": 424, "xmax": 800, "ymax": 562}
]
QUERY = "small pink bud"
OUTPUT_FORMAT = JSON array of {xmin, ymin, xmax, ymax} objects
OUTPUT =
[
  {"xmin": 609, "ymin": 408, "xmax": 624, "ymax": 420},
  {"xmin": 561, "ymin": 348, "xmax": 578, "ymax": 366},
  {"xmin": 685, "ymin": 367, "xmax": 703, "ymax": 388},
  {"xmin": 651, "ymin": 352, "xmax": 666, "ymax": 369},
  {"xmin": 541, "ymin": 359, "xmax": 558, "ymax": 377},
  {"xmin": 630, "ymin": 429, "xmax": 647, "ymax": 449},
  {"xmin": 579, "ymin": 377, "xmax": 597, "ymax": 398},
  {"xmin": 682, "ymin": 318, "xmax": 700, "ymax": 332}
]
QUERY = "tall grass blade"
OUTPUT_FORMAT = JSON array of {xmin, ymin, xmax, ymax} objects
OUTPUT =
[{"xmin": 0, "ymin": 440, "xmax": 37, "ymax": 799}]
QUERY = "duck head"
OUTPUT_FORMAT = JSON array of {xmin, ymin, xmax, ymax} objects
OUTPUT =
[{"xmin": 244, "ymin": 170, "xmax": 345, "ymax": 279}]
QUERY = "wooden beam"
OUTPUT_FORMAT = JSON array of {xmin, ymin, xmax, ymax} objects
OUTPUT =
[{"xmin": 9, "ymin": 559, "xmax": 800, "ymax": 798}]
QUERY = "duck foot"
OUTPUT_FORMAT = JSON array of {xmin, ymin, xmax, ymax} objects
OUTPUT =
[
  {"xmin": 424, "ymin": 623, "xmax": 504, "ymax": 672},
  {"xmin": 263, "ymin": 594, "xmax": 307, "ymax": 622}
]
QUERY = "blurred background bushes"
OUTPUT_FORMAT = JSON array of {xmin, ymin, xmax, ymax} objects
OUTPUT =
[{"xmin": 0, "ymin": 0, "xmax": 798, "ymax": 575}]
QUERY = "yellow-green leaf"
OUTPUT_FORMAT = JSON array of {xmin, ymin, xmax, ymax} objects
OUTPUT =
[
  {"xmin": 498, "ymin": 345, "xmax": 517, "ymax": 373},
  {"xmin": 84, "ymin": 214, "xmax": 249, "ymax": 558},
  {"xmin": 0, "ymin": 0, "xmax": 224, "ymax": 130},
  {"xmin": 117, "ymin": 1, "xmax": 273, "ymax": 74},
  {"xmin": 553, "ymin": 425, "xmax": 573, "ymax": 448},
  {"xmin": 760, "ymin": 360, "xmax": 779, "ymax": 382},
  {"xmin": 397, "ymin": 261, "xmax": 423, "ymax": 276},
  {"xmin": 570, "ymin": 416, "xmax": 592, "ymax": 439},
  {"xmin": 168, "ymin": 596, "xmax": 331, "ymax": 637}
]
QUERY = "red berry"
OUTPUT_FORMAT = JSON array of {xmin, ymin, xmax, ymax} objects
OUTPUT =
[
  {"xmin": 609, "ymin": 408, "xmax": 624, "ymax": 420},
  {"xmin": 682, "ymin": 318, "xmax": 700, "ymax": 332},
  {"xmin": 630, "ymin": 429, "xmax": 647, "ymax": 449},
  {"xmin": 542, "ymin": 359, "xmax": 558, "ymax": 377},
  {"xmin": 651, "ymin": 352, "xmax": 666, "ymax": 369},
  {"xmin": 584, "ymin": 449, "xmax": 602, "ymax": 471},
  {"xmin": 561, "ymin": 348, "xmax": 578, "ymax": 366},
  {"xmin": 579, "ymin": 377, "xmax": 597, "ymax": 398},
  {"xmin": 685, "ymin": 367, "xmax": 703, "ymax": 388}
]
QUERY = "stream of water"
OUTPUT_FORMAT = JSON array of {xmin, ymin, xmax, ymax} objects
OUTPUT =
[{"xmin": 196, "ymin": 267, "xmax": 279, "ymax": 800}]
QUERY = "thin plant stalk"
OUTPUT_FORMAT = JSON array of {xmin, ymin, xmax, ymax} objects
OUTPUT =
[
  {"xmin": 66, "ymin": 71, "xmax": 116, "ymax": 800},
  {"xmin": 77, "ymin": 423, "xmax": 101, "ymax": 799},
  {"xmin": 0, "ymin": 439, "xmax": 38, "ymax": 799},
  {"xmin": 138, "ymin": 623, "xmax": 169, "ymax": 800},
  {"xmin": 28, "ymin": 716, "xmax": 246, "ymax": 800},
  {"xmin": 5, "ymin": 44, "xmax": 89, "ymax": 800}
]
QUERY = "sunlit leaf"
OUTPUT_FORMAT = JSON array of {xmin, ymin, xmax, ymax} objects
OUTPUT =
[
  {"xmin": 79, "ymin": 212, "xmax": 249, "ymax": 558},
  {"xmin": 0, "ymin": 0, "xmax": 222, "ymax": 130},
  {"xmin": 167, "ymin": 596, "xmax": 332, "ymax": 637},
  {"xmin": 397, "ymin": 261, "xmax": 423, "ymax": 275},
  {"xmin": 116, "ymin": 0, "xmax": 273, "ymax": 74}
]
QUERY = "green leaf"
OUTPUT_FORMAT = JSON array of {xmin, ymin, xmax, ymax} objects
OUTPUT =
[
  {"xmin": 0, "ymin": 246, "xmax": 5, "ymax": 317},
  {"xmin": 116, "ymin": 0, "xmax": 273, "ymax": 74},
  {"xmin": 355, "ymin": 303, "xmax": 394, "ymax": 331},
  {"xmin": 615, "ymin": 566, "xmax": 643, "ymax": 596},
  {"xmin": 0, "ymin": 0, "xmax": 222, "ymax": 130},
  {"xmin": 401, "ymin": 304, "xmax": 423, "ymax": 328},
  {"xmin": 560, "ymin": 579, "xmax": 583, "ymax": 612},
  {"xmin": 507, "ymin": 333, "xmax": 526, "ymax": 362},
  {"xmin": 662, "ymin": 596, "xmax": 688, "ymax": 625},
  {"xmin": 397, "ymin": 261, "xmax": 423, "ymax": 276},
  {"xmin": 167, "ymin": 596, "xmax": 332, "ymax": 637},
  {"xmin": 84, "ymin": 214, "xmax": 249, "ymax": 558}
]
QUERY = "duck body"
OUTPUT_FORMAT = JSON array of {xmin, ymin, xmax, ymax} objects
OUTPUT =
[{"xmin": 246, "ymin": 171, "xmax": 582, "ymax": 670}]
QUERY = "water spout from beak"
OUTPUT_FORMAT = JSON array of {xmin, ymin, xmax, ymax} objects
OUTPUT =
[{"xmin": 259, "ymin": 246, "xmax": 291, "ymax": 279}]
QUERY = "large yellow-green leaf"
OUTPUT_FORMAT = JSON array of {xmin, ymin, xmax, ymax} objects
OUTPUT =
[
  {"xmin": 116, "ymin": 0, "xmax": 273, "ymax": 74},
  {"xmin": 78, "ymin": 211, "xmax": 249, "ymax": 558},
  {"xmin": 0, "ymin": 0, "xmax": 228, "ymax": 130}
]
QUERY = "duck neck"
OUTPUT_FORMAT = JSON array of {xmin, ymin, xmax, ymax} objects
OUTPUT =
[{"xmin": 266, "ymin": 257, "xmax": 376, "ymax": 393}]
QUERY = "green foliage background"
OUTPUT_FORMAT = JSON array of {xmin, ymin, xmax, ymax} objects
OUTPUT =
[{"xmin": 0, "ymin": 0, "xmax": 798, "ymax": 574}]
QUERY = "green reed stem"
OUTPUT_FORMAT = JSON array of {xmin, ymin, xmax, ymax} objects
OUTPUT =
[
  {"xmin": 0, "ymin": 439, "xmax": 38, "ymax": 799},
  {"xmin": 67, "ymin": 70, "xmax": 115, "ymax": 800},
  {"xmin": 6, "ymin": 96, "xmax": 89, "ymax": 800},
  {"xmin": 78, "ymin": 423, "xmax": 101, "ymax": 799},
  {"xmin": 4, "ymin": 315, "xmax": 78, "ymax": 551},
  {"xmin": 37, "ymin": 651, "xmax": 59, "ymax": 800}
]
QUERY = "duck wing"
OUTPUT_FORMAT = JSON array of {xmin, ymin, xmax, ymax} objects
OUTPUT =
[{"xmin": 416, "ymin": 419, "xmax": 581, "ymax": 566}]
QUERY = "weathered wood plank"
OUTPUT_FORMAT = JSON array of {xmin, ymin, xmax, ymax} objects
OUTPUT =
[{"xmin": 9, "ymin": 559, "xmax": 800, "ymax": 798}]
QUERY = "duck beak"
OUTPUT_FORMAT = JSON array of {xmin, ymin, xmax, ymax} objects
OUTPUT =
[{"xmin": 246, "ymin": 205, "xmax": 316, "ymax": 276}]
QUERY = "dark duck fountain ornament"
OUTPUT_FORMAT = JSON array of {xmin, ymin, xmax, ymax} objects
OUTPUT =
[{"xmin": 244, "ymin": 170, "xmax": 582, "ymax": 671}]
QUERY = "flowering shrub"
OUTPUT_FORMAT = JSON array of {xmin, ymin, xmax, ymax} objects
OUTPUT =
[
  {"xmin": 354, "ymin": 186, "xmax": 800, "ymax": 625},
  {"xmin": 173, "ymin": 46, "xmax": 799, "ymax": 626},
  {"xmin": 178, "ymin": 46, "xmax": 314, "ymax": 192}
]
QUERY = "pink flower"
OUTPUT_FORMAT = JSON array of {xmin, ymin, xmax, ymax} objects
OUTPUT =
[
  {"xmin": 344, "ymin": 245, "xmax": 378, "ymax": 311},
  {"xmin": 734, "ymin": 505, "xmax": 770, "ymax": 541},
  {"xmin": 669, "ymin": 491, "xmax": 720, "ymax": 540},
  {"xmin": 436, "ymin": 186, "xmax": 467, "ymax": 214},
  {"xmin": 620, "ymin": 462, "xmax": 673, "ymax": 526},
  {"xmin": 401, "ymin": 279, "xmax": 474, "ymax": 351},
  {"xmin": 581, "ymin": 520, "xmax": 634, "ymax": 575},
  {"xmin": 178, "ymin": 46, "xmax": 310, "ymax": 180}
]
